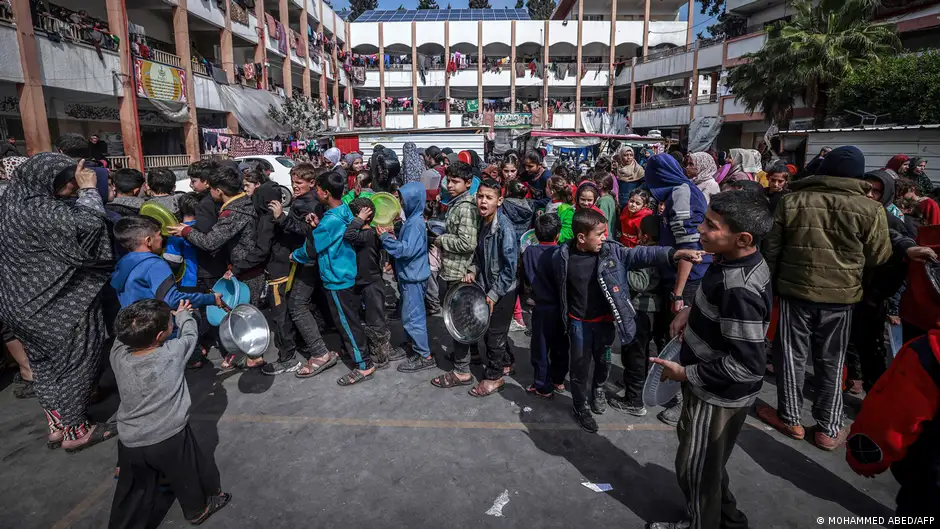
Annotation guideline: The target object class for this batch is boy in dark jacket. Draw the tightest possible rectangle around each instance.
[186,160,227,288]
[111,216,220,311]
[106,168,146,218]
[430,179,518,395]
[167,166,260,370]
[610,214,663,417]
[553,208,704,433]
[145,167,181,217]
[522,213,565,399]
[346,197,394,370]
[378,182,434,373]
[649,190,774,529]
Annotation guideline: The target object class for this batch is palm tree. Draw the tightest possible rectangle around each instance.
[726,0,900,127]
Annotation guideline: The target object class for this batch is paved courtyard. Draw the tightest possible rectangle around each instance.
[0,314,898,528]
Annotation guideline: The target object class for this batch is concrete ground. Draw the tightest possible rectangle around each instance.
[0,312,898,529]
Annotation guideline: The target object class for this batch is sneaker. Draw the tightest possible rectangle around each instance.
[509,319,527,333]
[756,404,805,440]
[573,407,598,433]
[397,354,436,373]
[656,403,682,427]
[388,346,408,362]
[590,387,607,414]
[814,428,848,451]
[261,357,302,376]
[646,521,691,529]
[609,397,647,417]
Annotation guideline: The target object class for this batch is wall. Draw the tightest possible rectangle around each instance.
[384,113,415,129]
[187,0,226,29]
[358,130,484,163]
[127,8,174,44]
[37,36,123,96]
[193,74,225,111]
[726,33,767,61]
[697,42,723,69]
[0,25,23,83]
[693,102,718,119]
[804,129,940,179]
[634,49,693,83]
[631,104,690,128]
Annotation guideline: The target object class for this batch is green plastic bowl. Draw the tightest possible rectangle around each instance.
[140,201,179,236]
[371,192,401,226]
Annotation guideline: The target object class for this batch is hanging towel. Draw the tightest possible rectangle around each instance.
[264,13,276,35]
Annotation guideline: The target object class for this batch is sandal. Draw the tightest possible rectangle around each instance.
[188,492,232,525]
[430,371,474,388]
[220,355,264,372]
[64,422,118,454]
[336,369,374,386]
[526,384,554,400]
[469,381,504,398]
[47,431,64,450]
[503,365,516,377]
[295,351,339,379]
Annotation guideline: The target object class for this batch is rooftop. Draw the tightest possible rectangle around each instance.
[354,8,531,22]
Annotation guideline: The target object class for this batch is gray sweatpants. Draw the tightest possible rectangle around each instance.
[772,297,852,438]
[675,386,749,529]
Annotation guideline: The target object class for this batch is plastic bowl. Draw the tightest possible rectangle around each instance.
[371,192,401,226]
[207,277,251,326]
[642,337,683,408]
[519,229,538,254]
[140,201,179,236]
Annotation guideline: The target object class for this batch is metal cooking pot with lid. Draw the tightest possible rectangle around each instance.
[218,304,270,357]
[442,283,490,344]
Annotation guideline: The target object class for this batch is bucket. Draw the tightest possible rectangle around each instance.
[207,277,251,326]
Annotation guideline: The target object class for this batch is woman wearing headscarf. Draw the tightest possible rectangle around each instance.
[906,157,932,197]
[725,148,761,183]
[345,152,364,189]
[401,142,423,185]
[885,154,910,176]
[612,145,645,209]
[0,155,27,197]
[685,152,720,204]
[0,153,116,451]
[323,147,342,171]
[715,150,732,184]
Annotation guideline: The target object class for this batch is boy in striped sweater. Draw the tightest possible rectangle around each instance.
[648,191,773,529]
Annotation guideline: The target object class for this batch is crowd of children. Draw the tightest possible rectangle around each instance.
[2,136,939,528]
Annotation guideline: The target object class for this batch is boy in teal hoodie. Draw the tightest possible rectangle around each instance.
[291,170,373,386]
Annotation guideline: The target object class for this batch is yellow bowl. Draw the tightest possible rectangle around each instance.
[140,201,179,236]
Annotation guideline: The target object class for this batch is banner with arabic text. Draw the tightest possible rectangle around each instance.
[135,59,186,103]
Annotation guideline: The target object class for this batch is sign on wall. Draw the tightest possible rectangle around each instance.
[135,59,186,103]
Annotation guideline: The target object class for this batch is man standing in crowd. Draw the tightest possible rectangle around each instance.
[88,134,108,166]
[759,146,891,451]
[1,136,20,158]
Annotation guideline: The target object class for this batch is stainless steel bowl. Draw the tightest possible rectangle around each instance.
[442,282,490,344]
[218,304,270,358]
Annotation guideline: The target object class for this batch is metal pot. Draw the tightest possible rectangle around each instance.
[442,282,490,344]
[218,304,270,358]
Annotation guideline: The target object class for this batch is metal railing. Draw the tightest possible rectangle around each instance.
[144,154,191,168]
[151,48,182,68]
[191,60,208,76]
[200,153,229,161]
[695,93,719,104]
[638,42,697,64]
[635,96,691,110]
[0,4,14,23]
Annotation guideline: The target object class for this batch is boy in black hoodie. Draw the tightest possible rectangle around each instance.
[345,197,393,369]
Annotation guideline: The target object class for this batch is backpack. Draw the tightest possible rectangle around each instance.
[846,330,940,476]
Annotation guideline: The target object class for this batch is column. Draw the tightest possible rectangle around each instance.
[221,0,239,132]
[510,21,516,112]
[642,0,650,57]
[607,0,616,113]
[542,21,549,129]
[255,0,268,90]
[331,12,340,120]
[10,0,51,155]
[378,23,386,129]
[106,0,143,168]
[318,1,327,104]
[444,22,450,127]
[301,4,311,97]
[686,0,695,45]
[689,46,699,121]
[347,21,354,130]
[279,0,291,95]
[477,22,483,120]
[411,22,419,126]
[173,0,199,163]
[629,58,636,130]
[574,0,584,131]
[710,72,719,95]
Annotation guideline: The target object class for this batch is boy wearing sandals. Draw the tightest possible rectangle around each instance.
[291,170,373,386]
[430,179,518,397]
[109,299,230,528]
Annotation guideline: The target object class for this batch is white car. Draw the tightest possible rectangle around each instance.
[234,155,295,189]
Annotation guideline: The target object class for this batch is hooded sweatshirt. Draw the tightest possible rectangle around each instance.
[111,251,216,308]
[500,197,534,246]
[181,193,259,277]
[864,170,916,304]
[645,153,710,281]
[291,202,356,290]
[241,182,292,279]
[381,182,430,283]
[105,195,145,218]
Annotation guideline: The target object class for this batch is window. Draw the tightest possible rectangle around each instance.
[275,157,295,168]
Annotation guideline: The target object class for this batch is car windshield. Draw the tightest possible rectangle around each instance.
[275,157,295,168]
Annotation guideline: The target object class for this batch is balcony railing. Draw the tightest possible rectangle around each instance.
[106,156,132,170]
[192,60,208,76]
[636,96,691,110]
[200,153,229,161]
[638,42,697,65]
[144,154,191,168]
[150,48,182,68]
[0,4,14,23]
[695,93,719,104]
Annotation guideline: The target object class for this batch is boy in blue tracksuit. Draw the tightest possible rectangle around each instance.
[291,170,372,386]
[377,182,434,373]
[163,192,200,293]
[111,216,221,311]
[551,208,704,433]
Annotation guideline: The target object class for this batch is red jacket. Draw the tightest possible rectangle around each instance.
[901,224,940,332]
[619,207,652,247]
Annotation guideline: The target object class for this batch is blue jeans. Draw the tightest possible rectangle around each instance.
[400,280,430,358]
[568,319,615,410]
